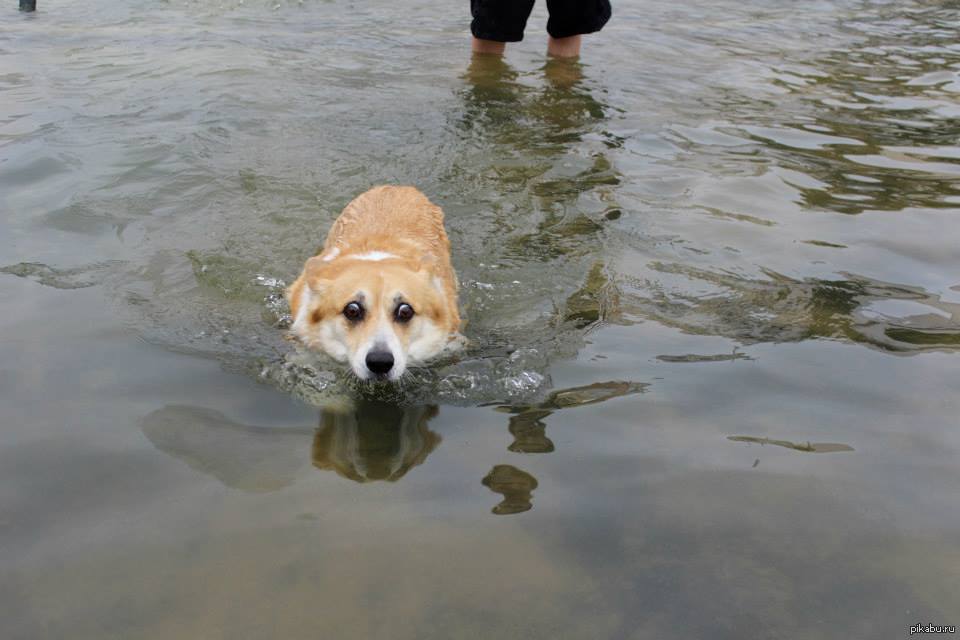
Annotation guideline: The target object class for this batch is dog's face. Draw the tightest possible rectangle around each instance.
[288,254,458,381]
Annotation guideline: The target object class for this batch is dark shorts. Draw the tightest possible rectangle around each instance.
[471,0,612,42]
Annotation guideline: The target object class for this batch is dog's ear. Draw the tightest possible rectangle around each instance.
[303,255,335,289]
[286,275,308,323]
[416,252,438,273]
[417,253,445,286]
[287,257,333,323]
[416,254,449,298]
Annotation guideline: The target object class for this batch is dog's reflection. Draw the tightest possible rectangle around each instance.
[312,403,441,483]
[141,380,649,517]
[141,401,441,492]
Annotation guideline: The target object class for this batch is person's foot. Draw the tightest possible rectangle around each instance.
[547,34,581,58]
[472,37,506,55]
[543,56,584,89]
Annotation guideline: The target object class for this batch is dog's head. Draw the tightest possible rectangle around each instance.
[287,251,460,381]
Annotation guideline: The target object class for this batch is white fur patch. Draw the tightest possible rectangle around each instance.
[406,318,449,365]
[291,287,348,364]
[321,247,340,262]
[291,286,313,333]
[350,251,396,262]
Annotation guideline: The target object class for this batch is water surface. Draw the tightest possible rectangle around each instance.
[2,0,959,637]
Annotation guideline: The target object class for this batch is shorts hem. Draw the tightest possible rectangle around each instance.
[470,24,525,42]
[546,7,612,39]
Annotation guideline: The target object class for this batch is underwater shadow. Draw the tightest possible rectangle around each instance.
[141,401,442,492]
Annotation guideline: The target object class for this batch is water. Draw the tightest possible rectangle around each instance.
[2,0,959,637]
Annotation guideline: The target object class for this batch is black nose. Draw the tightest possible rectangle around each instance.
[365,350,394,376]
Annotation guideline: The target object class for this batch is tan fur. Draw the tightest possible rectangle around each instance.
[286,186,461,379]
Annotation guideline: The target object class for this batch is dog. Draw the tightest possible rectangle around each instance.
[286,186,462,382]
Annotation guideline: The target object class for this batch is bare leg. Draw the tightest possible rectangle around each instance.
[472,37,506,55]
[547,34,581,58]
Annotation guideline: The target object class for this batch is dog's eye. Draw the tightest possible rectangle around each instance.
[343,301,364,322]
[395,303,414,323]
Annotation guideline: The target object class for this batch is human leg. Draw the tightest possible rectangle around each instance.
[544,0,611,56]
[472,38,507,54]
[546,34,581,57]
[470,0,537,53]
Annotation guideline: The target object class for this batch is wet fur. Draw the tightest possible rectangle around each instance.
[287,186,461,381]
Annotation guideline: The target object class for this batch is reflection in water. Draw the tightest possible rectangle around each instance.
[656,351,752,363]
[768,6,960,215]
[618,264,960,354]
[459,54,615,223]
[497,381,649,453]
[561,261,632,330]
[729,436,854,454]
[141,381,645,513]
[482,465,538,515]
[460,54,607,153]
[461,54,523,132]
[312,403,440,483]
[428,54,630,403]
[141,401,441,491]
[507,409,555,454]
[667,4,960,216]
[0,261,123,290]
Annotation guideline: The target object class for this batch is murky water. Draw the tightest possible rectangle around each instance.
[2,0,959,637]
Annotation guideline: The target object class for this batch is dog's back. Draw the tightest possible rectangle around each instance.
[324,186,451,261]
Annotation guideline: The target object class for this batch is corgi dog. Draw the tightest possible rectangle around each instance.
[287,186,462,382]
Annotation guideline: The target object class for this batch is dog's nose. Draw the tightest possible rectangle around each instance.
[365,350,394,376]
